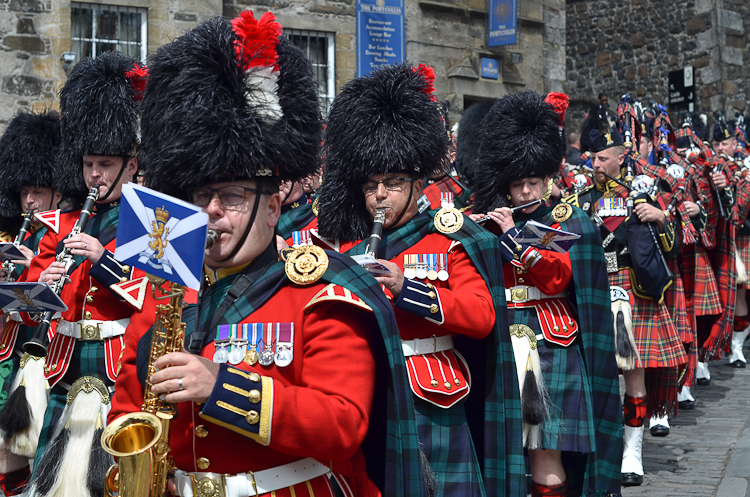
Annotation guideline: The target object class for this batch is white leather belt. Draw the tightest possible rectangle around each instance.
[8,311,23,323]
[56,318,129,341]
[174,457,330,497]
[402,335,454,356]
[505,285,566,304]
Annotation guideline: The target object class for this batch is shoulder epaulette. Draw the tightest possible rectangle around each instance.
[304,283,373,312]
[34,209,61,234]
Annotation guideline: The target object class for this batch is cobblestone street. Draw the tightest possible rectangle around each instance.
[622,357,750,497]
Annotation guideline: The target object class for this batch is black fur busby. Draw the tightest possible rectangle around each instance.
[472,91,567,214]
[57,52,141,205]
[317,62,451,241]
[0,110,60,233]
[713,118,735,143]
[455,101,495,190]
[139,13,321,199]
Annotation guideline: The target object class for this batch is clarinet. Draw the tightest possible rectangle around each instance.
[2,210,34,282]
[24,187,99,357]
[366,208,386,257]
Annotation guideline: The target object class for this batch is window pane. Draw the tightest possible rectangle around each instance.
[120,12,141,44]
[97,10,119,40]
[72,7,93,40]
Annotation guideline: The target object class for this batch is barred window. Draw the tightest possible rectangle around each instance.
[70,2,147,65]
[285,30,336,118]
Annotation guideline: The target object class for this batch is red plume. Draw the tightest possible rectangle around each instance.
[415,63,437,101]
[125,63,149,101]
[545,91,569,126]
[232,11,282,71]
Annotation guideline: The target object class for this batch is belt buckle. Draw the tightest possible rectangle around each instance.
[431,334,437,353]
[189,474,226,497]
[604,252,618,274]
[511,286,528,303]
[80,323,101,341]
[246,470,258,497]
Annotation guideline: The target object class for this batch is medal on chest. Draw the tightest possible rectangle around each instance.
[597,196,627,217]
[403,252,449,281]
[259,323,276,366]
[291,230,313,248]
[212,325,231,364]
[228,324,248,365]
[243,323,262,366]
[434,192,464,234]
[274,322,295,368]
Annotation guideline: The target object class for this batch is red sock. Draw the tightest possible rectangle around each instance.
[734,315,749,331]
[623,394,647,427]
[532,479,568,497]
[0,466,30,496]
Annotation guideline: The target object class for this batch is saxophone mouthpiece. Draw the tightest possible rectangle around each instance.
[206,229,220,249]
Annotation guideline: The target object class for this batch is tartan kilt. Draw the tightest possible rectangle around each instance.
[32,339,114,467]
[693,245,722,316]
[608,269,687,368]
[645,366,680,418]
[509,308,595,453]
[736,233,750,290]
[665,259,693,345]
[414,397,486,497]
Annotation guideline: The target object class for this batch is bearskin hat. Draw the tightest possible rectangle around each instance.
[472,91,567,214]
[454,101,495,189]
[0,110,61,233]
[57,51,143,204]
[317,62,450,241]
[139,13,321,199]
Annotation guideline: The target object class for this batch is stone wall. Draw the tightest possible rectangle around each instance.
[0,0,217,131]
[565,0,749,136]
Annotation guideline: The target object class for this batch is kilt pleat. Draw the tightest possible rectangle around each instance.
[414,398,486,497]
[665,259,693,344]
[736,233,750,290]
[693,246,722,315]
[608,269,687,368]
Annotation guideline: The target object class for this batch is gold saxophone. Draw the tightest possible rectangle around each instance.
[100,229,220,497]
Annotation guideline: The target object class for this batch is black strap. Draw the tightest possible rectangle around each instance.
[187,243,277,354]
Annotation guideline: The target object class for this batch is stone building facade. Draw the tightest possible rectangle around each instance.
[0,0,566,132]
[565,0,750,135]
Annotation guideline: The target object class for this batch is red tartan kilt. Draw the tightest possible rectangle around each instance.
[693,246,722,316]
[736,233,750,290]
[608,269,687,368]
[665,259,693,345]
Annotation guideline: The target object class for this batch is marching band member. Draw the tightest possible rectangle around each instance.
[0,110,62,495]
[108,13,428,497]
[21,52,146,497]
[315,62,525,497]
[472,91,621,497]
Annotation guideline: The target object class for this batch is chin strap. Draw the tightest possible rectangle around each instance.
[389,181,415,228]
[96,156,130,203]
[218,190,263,263]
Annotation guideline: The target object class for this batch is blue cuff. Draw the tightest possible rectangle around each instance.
[200,364,273,445]
[89,250,133,299]
[498,227,524,264]
[394,278,444,324]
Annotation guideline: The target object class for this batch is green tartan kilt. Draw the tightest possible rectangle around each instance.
[0,324,40,411]
[509,308,596,453]
[413,397,486,497]
[32,339,115,468]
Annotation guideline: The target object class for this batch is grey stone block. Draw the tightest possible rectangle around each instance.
[716,477,748,497]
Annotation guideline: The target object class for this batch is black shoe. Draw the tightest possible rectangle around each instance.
[650,424,670,437]
[622,473,643,486]
[696,377,711,386]
[679,400,696,410]
[730,360,747,369]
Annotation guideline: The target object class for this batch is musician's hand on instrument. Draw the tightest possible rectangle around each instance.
[711,171,727,189]
[487,208,515,233]
[39,261,66,285]
[65,233,104,265]
[374,259,405,298]
[684,201,700,217]
[12,245,34,269]
[468,213,485,222]
[634,203,666,230]
[151,350,220,404]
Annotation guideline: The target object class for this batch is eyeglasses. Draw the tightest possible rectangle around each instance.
[361,177,413,195]
[190,186,258,207]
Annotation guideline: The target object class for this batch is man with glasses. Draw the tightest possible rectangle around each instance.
[19,52,147,497]
[316,62,525,497]
[108,13,428,497]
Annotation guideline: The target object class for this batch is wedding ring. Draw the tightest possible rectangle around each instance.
[177,378,184,390]
[84,243,87,249]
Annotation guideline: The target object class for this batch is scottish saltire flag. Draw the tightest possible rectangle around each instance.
[115,183,208,290]
[0,243,28,262]
[0,282,68,312]
[514,220,581,253]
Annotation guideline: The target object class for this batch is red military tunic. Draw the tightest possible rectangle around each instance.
[109,268,381,497]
